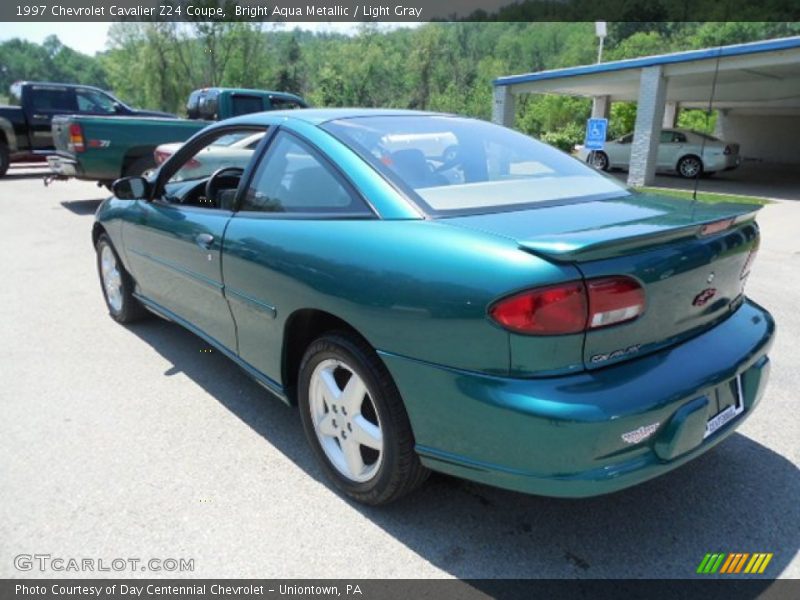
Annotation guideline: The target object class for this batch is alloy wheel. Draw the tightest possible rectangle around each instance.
[100,244,123,313]
[308,359,383,483]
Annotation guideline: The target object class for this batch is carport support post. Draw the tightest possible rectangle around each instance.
[628,66,668,187]
[492,85,516,127]
[592,95,610,119]
[663,101,678,128]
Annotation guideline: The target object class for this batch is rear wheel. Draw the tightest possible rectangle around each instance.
[124,154,156,178]
[95,234,147,323]
[0,142,9,177]
[588,150,609,171]
[677,155,703,178]
[298,332,429,505]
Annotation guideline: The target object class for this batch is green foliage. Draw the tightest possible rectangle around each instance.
[677,109,718,134]
[540,123,585,152]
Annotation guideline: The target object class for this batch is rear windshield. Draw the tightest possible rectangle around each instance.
[323,115,628,216]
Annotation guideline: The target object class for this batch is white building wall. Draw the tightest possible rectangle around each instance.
[715,113,800,164]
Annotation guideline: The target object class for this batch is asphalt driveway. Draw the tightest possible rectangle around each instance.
[1,165,797,580]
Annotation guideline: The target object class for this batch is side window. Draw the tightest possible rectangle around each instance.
[659,131,674,144]
[270,98,303,110]
[230,95,265,117]
[31,88,77,112]
[673,132,687,143]
[242,132,370,215]
[76,89,117,114]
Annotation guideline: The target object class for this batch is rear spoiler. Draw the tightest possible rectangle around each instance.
[519,206,761,263]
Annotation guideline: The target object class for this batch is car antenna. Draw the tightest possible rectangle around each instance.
[692,45,724,201]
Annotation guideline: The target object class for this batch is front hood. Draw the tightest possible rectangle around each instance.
[445,192,762,262]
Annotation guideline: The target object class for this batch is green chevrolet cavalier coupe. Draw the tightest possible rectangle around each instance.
[94,109,775,505]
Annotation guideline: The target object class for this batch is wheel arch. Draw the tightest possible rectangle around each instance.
[92,222,106,247]
[122,146,157,175]
[281,308,372,404]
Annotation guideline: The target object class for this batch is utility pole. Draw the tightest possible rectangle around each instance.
[595,21,607,64]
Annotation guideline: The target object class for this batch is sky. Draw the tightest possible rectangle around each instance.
[0,22,420,55]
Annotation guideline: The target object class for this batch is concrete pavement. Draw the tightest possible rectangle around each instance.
[0,165,797,580]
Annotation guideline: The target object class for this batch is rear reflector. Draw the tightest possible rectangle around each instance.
[68,123,84,153]
[700,218,734,236]
[740,239,759,280]
[489,276,645,335]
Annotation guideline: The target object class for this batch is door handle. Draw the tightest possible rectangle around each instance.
[195,233,214,250]
[32,114,50,120]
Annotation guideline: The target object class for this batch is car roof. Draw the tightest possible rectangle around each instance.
[229,108,449,126]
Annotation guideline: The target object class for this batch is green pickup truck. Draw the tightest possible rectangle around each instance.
[48,87,306,187]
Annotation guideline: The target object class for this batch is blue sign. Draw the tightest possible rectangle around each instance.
[584,118,608,150]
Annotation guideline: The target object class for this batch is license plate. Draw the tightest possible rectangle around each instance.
[704,375,744,439]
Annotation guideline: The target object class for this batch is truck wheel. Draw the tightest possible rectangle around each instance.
[0,142,9,177]
[124,155,156,177]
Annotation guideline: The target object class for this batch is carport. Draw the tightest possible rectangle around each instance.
[492,36,800,188]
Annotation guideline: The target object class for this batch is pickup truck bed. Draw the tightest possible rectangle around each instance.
[50,115,207,185]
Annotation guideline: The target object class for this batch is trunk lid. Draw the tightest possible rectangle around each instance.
[446,192,762,370]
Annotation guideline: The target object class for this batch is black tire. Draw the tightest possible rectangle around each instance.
[0,142,9,177]
[677,155,703,179]
[588,150,609,171]
[95,233,148,323]
[298,332,429,505]
[124,154,156,177]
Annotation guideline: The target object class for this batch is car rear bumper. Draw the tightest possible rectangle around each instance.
[380,298,774,497]
[705,153,741,172]
[46,154,79,177]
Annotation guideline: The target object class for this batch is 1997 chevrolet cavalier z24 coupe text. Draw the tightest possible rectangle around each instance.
[94,109,775,505]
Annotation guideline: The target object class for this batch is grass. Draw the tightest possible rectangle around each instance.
[639,186,773,206]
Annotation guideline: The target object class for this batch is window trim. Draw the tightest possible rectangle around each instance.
[233,126,378,220]
[153,124,270,203]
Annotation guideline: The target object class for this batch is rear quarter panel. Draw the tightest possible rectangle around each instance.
[221,217,583,382]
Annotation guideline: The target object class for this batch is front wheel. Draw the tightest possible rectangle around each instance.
[677,155,703,178]
[95,234,148,323]
[298,332,429,505]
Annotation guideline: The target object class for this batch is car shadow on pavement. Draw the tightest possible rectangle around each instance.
[128,318,799,582]
[60,199,104,215]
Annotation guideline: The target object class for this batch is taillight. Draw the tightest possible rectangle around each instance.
[68,123,84,153]
[489,282,587,335]
[586,277,646,328]
[154,149,172,165]
[489,276,645,335]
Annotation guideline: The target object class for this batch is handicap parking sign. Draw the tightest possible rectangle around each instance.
[584,118,608,150]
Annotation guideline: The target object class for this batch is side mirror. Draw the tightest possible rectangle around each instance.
[112,176,149,200]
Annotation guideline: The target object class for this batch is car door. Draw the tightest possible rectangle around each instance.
[656,130,684,169]
[222,130,375,384]
[606,133,633,167]
[26,85,78,151]
[122,129,265,351]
